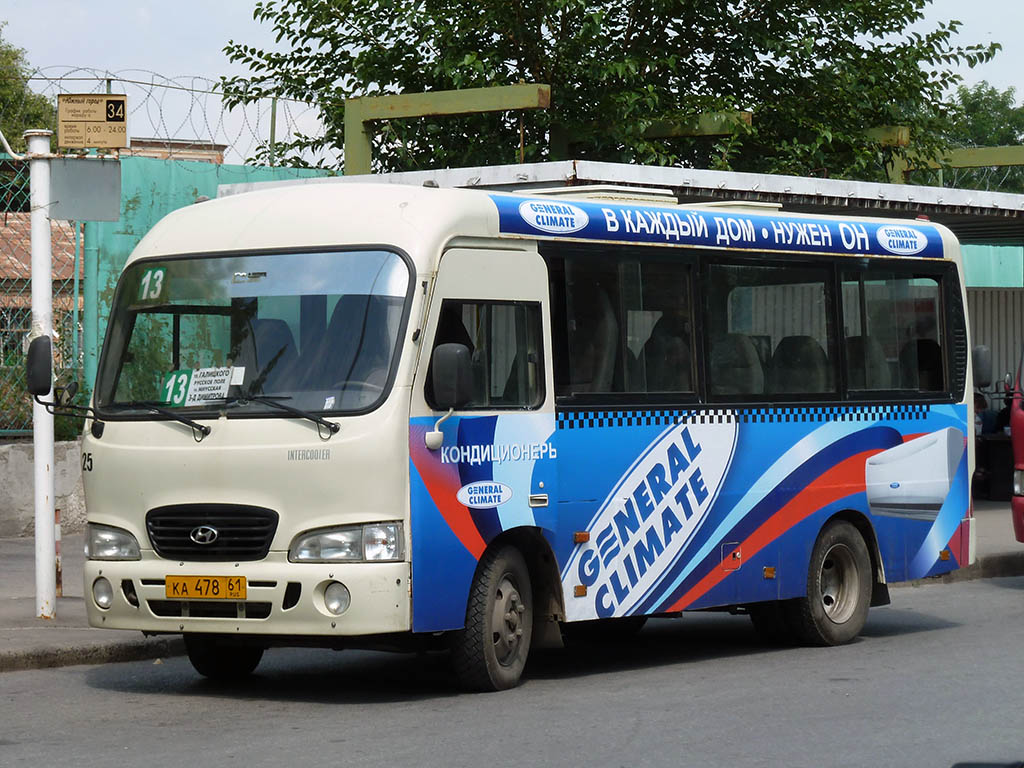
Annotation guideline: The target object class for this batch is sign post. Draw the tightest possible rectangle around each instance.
[26,130,56,620]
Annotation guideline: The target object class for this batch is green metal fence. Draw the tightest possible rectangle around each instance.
[0,156,82,436]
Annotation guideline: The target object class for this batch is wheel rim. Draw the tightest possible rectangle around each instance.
[491,573,525,666]
[817,543,860,624]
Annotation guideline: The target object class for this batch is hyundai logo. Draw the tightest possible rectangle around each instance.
[190,525,219,545]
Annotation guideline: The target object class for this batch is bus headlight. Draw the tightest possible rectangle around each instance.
[86,524,141,561]
[289,523,404,563]
[291,528,362,562]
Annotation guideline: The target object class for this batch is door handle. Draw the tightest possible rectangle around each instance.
[528,494,548,508]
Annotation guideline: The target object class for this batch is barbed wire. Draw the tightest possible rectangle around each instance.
[0,67,343,433]
[12,66,339,167]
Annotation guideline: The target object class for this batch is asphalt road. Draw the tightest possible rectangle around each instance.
[2,577,1023,768]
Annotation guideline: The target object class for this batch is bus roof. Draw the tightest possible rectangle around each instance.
[127,180,958,270]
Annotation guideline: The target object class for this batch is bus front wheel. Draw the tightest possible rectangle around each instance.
[452,545,533,692]
[790,520,872,646]
[184,634,264,680]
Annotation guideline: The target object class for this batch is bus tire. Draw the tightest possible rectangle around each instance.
[184,634,264,680]
[790,520,872,646]
[452,545,533,692]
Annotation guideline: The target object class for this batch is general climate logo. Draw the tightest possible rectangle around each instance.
[457,481,514,509]
[876,225,928,255]
[518,200,589,234]
[563,419,737,620]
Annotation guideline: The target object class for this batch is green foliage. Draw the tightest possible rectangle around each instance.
[950,82,1024,147]
[0,362,85,440]
[943,82,1024,193]
[0,22,55,155]
[53,377,88,442]
[221,0,998,181]
[0,362,31,431]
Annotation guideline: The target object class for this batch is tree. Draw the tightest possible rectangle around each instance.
[941,82,1024,193]
[222,0,997,181]
[0,22,55,155]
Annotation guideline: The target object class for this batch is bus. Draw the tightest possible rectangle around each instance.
[29,181,977,691]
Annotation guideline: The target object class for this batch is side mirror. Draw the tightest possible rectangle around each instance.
[54,380,79,407]
[972,345,992,389]
[425,343,472,451]
[431,343,473,410]
[26,335,53,396]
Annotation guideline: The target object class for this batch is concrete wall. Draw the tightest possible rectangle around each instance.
[0,440,85,537]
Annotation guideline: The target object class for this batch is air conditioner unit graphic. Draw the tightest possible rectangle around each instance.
[865,427,964,521]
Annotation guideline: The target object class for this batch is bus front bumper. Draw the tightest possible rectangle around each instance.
[84,555,411,637]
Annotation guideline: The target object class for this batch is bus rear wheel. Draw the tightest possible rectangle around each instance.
[184,634,264,680]
[790,520,872,646]
[451,545,533,692]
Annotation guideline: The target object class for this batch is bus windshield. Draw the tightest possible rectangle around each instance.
[96,249,410,416]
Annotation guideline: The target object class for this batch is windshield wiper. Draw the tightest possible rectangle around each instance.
[108,401,212,441]
[223,394,340,439]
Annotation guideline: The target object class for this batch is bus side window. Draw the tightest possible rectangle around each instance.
[568,286,618,393]
[706,262,836,399]
[552,250,694,399]
[426,300,543,410]
[899,338,944,391]
[709,333,764,396]
[841,271,945,394]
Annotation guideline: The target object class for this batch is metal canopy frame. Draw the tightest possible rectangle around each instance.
[219,159,1024,245]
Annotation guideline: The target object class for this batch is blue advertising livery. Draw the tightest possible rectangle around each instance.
[409,404,969,632]
[489,194,945,259]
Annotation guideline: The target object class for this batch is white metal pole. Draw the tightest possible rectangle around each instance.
[27,129,56,620]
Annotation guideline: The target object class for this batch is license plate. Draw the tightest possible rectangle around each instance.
[165,575,247,600]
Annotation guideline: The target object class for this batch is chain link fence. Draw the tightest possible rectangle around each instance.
[0,157,81,436]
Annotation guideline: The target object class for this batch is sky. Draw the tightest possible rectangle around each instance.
[3,0,1022,162]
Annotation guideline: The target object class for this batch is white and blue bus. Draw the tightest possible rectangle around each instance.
[45,182,974,690]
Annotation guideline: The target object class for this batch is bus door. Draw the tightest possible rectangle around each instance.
[408,246,557,632]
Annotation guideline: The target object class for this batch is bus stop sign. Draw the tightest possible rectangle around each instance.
[57,94,128,150]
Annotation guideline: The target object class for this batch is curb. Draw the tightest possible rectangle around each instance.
[897,551,1024,588]
[0,636,184,674]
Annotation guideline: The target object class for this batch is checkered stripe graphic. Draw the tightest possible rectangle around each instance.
[555,410,691,429]
[555,404,930,429]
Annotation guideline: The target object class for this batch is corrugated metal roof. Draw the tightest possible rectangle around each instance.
[221,160,1024,245]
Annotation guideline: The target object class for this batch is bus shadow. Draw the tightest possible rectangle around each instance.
[858,607,959,638]
[85,648,464,704]
[528,608,957,682]
[528,615,767,681]
[84,609,957,702]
